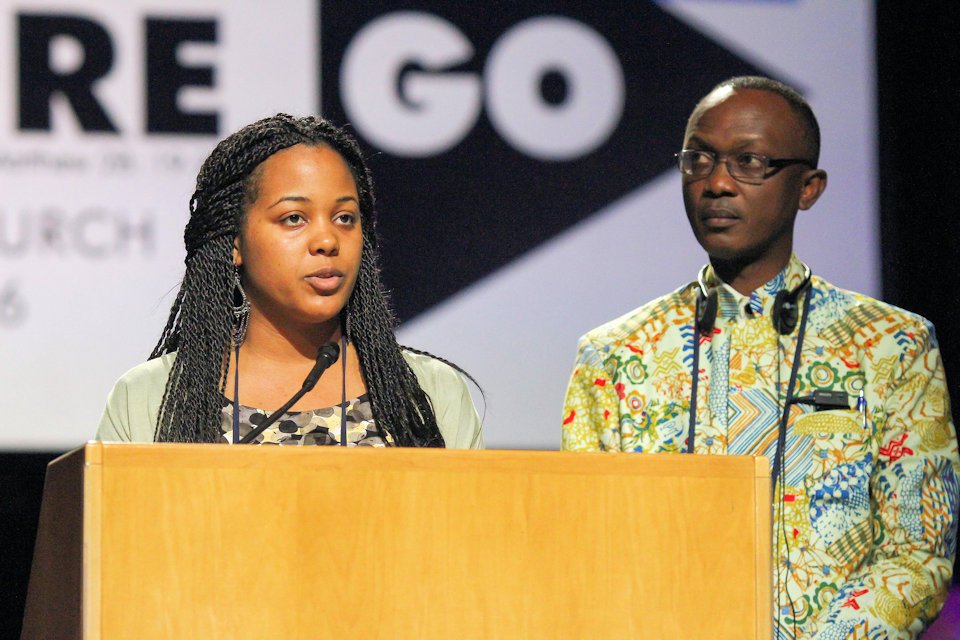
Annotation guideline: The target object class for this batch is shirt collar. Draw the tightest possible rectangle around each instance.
[701,254,809,322]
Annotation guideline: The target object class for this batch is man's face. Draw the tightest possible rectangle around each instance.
[681,88,824,268]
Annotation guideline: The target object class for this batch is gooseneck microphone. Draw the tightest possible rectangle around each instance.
[238,342,341,444]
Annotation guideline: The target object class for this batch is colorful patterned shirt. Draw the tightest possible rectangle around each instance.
[562,254,959,639]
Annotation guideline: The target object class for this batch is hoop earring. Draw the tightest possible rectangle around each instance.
[232,266,251,345]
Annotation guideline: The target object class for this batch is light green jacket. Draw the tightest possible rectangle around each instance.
[97,350,484,449]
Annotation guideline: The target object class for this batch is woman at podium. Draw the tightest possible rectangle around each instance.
[96,115,482,449]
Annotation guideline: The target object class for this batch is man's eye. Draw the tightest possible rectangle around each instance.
[737,153,766,171]
[690,151,714,168]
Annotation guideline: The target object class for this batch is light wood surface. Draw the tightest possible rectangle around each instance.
[26,443,771,639]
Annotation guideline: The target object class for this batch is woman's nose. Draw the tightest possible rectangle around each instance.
[310,222,339,255]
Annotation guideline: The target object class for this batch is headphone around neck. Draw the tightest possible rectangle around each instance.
[695,264,812,335]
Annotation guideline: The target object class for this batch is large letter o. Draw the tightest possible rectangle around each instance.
[485,17,624,161]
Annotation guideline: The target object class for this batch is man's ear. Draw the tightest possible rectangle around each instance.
[233,236,242,267]
[798,169,828,211]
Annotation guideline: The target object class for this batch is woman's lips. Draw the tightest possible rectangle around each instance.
[305,268,344,294]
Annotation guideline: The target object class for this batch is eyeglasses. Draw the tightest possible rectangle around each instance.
[675,149,813,183]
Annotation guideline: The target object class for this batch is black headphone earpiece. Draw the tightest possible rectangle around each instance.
[696,286,719,334]
[771,269,812,335]
[696,264,812,336]
[772,289,797,335]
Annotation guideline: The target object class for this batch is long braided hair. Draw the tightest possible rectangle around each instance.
[151,114,445,447]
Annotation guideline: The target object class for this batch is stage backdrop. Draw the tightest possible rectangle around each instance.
[0,0,876,449]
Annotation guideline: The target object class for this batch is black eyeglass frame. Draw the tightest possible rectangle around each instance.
[675,149,814,183]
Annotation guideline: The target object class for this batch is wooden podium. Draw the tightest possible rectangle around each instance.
[22,443,771,639]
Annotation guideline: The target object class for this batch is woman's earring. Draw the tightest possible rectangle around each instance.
[232,266,251,345]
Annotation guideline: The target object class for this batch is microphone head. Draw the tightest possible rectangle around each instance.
[318,341,341,366]
[301,342,341,391]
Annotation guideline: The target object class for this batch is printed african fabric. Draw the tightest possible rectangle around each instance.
[562,254,959,640]
[220,395,394,446]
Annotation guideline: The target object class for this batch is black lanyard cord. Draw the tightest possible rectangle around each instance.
[770,287,812,490]
[686,294,702,454]
[340,334,348,446]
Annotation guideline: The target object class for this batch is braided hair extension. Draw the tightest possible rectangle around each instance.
[152,114,446,446]
[399,345,482,390]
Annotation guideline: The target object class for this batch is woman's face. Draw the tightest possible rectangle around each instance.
[234,144,363,330]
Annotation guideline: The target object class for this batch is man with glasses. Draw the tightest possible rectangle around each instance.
[562,76,958,639]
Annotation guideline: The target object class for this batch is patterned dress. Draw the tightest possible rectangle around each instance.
[220,395,393,446]
[562,254,959,639]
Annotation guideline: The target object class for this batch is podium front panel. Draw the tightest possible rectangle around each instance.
[39,443,771,639]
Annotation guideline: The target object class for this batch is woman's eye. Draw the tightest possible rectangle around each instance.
[335,212,358,225]
[281,213,305,226]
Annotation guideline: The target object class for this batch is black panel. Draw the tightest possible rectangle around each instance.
[321,1,772,321]
[0,452,62,639]
[876,0,960,584]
